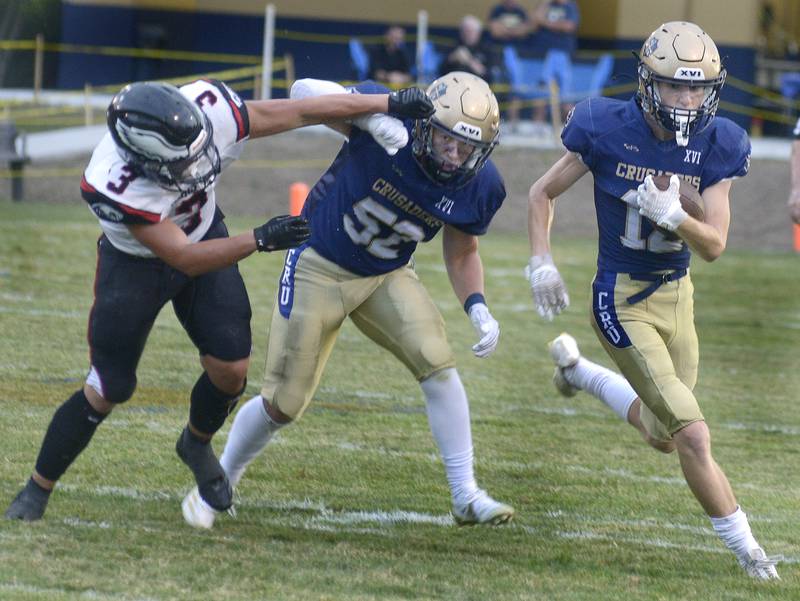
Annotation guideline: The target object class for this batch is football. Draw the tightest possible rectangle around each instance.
[651,174,705,222]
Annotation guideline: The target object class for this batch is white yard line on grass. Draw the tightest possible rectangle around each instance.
[21,484,796,566]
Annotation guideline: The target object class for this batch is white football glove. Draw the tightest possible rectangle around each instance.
[351,113,408,156]
[467,302,500,358]
[636,174,688,232]
[290,78,408,156]
[525,253,569,321]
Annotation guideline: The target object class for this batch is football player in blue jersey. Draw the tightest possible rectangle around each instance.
[181,71,515,529]
[4,79,434,522]
[526,22,780,578]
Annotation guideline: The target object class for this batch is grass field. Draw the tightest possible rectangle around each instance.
[1,199,799,600]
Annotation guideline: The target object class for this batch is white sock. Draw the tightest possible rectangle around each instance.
[710,506,760,557]
[220,395,283,487]
[564,358,638,422]
[420,368,480,503]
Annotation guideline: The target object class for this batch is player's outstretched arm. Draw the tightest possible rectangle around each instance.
[287,78,433,155]
[129,215,309,277]
[526,151,588,321]
[246,81,433,140]
[442,226,500,358]
[245,94,387,139]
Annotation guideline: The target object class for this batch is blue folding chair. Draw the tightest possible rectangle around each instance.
[503,45,547,100]
[542,49,573,100]
[565,54,613,103]
[349,38,370,81]
[417,41,442,84]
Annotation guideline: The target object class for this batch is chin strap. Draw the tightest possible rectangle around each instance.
[675,115,690,147]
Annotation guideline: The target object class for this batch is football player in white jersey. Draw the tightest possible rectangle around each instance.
[4,78,435,521]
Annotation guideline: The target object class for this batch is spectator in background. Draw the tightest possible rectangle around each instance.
[369,25,412,86]
[488,0,531,46]
[487,0,532,131]
[531,0,580,56]
[530,0,580,126]
[440,15,494,82]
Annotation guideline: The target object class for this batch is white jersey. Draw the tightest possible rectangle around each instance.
[82,79,250,257]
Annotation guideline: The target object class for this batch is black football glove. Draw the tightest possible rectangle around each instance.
[388,87,435,119]
[254,215,310,252]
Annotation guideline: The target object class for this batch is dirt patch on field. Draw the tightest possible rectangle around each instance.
[12,129,796,251]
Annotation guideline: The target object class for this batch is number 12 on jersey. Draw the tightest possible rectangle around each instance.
[619,190,683,253]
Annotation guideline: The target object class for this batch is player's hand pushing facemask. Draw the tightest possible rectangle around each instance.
[387,87,435,119]
[356,88,434,156]
[468,302,500,358]
[254,215,311,252]
[636,174,688,232]
[526,253,570,321]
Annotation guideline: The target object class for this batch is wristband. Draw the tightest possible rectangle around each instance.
[463,292,486,314]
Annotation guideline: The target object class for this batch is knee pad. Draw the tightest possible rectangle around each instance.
[189,372,246,435]
[412,337,455,381]
[87,366,136,404]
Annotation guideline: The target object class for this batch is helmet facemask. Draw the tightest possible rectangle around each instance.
[638,62,726,147]
[412,118,496,187]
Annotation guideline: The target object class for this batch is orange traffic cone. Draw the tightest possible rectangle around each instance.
[794,223,800,252]
[289,181,309,216]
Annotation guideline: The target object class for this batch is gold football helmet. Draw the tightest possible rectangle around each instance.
[637,21,726,146]
[412,71,500,187]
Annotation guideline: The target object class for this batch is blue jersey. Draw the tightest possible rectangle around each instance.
[303,84,506,276]
[561,96,750,273]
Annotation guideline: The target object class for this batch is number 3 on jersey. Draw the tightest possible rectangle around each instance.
[619,190,682,253]
[344,196,424,259]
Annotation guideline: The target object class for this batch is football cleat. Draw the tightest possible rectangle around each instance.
[548,333,581,397]
[452,490,514,526]
[4,478,51,521]
[181,485,219,529]
[738,547,781,580]
[175,427,233,512]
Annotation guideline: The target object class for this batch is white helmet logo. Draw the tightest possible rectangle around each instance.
[115,119,190,161]
[453,121,482,142]
[674,67,705,80]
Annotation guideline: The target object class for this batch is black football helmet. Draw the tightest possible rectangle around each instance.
[107,82,221,193]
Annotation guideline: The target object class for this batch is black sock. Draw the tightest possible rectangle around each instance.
[35,389,108,481]
[24,477,51,498]
[189,372,245,435]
